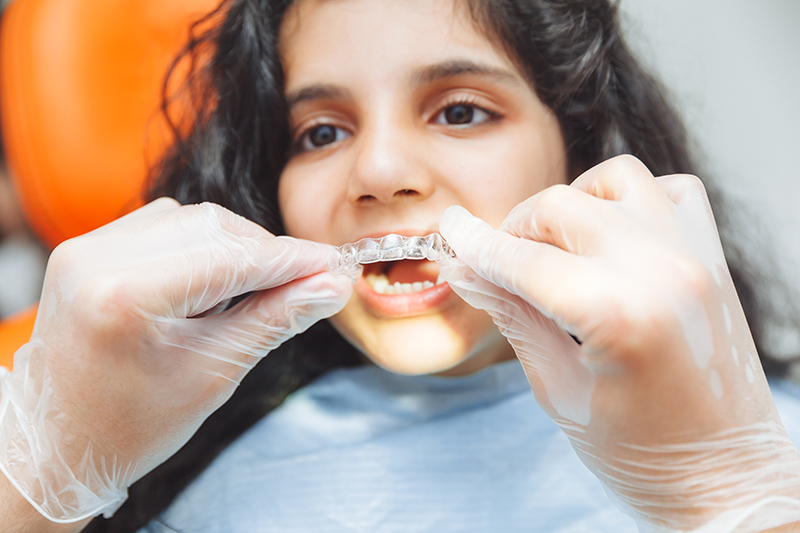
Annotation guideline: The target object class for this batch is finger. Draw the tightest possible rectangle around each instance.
[175,203,338,290]
[441,259,564,337]
[63,201,343,318]
[117,203,343,316]
[655,174,727,278]
[158,271,352,384]
[127,235,341,318]
[440,259,595,425]
[441,206,592,331]
[499,184,624,255]
[570,154,662,202]
[654,174,710,207]
[85,197,181,236]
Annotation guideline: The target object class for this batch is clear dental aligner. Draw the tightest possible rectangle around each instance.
[330,233,456,276]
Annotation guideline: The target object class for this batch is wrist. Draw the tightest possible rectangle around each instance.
[0,467,91,533]
[0,355,129,523]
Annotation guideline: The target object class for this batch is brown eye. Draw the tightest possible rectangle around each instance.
[444,104,474,125]
[309,125,337,146]
[299,124,350,152]
[433,103,495,127]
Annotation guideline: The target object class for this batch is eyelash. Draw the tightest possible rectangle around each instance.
[291,95,502,154]
[432,94,502,127]
[291,120,350,154]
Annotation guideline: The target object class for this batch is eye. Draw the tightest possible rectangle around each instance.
[433,102,496,127]
[297,124,351,152]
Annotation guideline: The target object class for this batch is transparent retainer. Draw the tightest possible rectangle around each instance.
[329,233,456,277]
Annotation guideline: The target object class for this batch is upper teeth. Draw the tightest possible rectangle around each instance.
[365,273,441,295]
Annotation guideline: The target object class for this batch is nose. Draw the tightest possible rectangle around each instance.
[347,116,434,206]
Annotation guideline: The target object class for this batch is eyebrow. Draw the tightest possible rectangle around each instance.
[286,84,352,109]
[285,59,521,110]
[411,59,520,86]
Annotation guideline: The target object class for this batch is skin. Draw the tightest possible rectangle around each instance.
[3,0,800,530]
[278,0,568,376]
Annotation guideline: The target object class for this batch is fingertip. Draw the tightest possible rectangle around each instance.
[440,205,471,235]
[245,271,353,322]
[440,206,493,253]
[570,154,655,201]
[280,272,354,326]
[293,270,354,300]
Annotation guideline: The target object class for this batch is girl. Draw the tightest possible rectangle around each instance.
[2,0,800,532]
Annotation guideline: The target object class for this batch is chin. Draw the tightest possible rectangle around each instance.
[329,302,514,377]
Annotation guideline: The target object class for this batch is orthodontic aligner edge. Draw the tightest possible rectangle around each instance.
[329,233,456,276]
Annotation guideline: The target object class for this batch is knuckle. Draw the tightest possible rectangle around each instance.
[76,272,139,333]
[502,197,537,236]
[48,239,78,270]
[672,256,715,302]
[190,202,258,237]
[152,196,181,208]
[190,201,226,222]
[47,237,91,284]
[669,173,706,194]
[604,154,648,175]
[594,155,652,189]
[178,202,227,228]
[534,184,573,224]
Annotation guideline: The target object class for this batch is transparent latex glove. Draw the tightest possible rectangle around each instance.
[0,198,353,523]
[439,156,800,533]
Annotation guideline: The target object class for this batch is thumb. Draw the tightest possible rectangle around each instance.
[157,272,352,383]
[440,205,595,338]
[440,205,524,293]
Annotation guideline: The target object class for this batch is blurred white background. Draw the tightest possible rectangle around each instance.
[620,1,800,282]
[620,0,800,358]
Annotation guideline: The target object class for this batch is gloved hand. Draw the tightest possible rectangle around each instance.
[0,198,353,523]
[439,156,800,532]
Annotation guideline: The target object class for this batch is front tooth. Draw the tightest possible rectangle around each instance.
[373,277,390,294]
[436,274,445,285]
[367,271,437,295]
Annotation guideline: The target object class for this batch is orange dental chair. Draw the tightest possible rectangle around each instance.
[0,0,219,369]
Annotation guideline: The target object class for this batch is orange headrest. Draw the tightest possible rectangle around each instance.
[0,0,219,369]
[0,0,219,249]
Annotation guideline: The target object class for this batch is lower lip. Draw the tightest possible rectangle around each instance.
[355,277,455,318]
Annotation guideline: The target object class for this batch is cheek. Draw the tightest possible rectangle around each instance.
[445,128,567,228]
[278,153,354,243]
[277,168,327,241]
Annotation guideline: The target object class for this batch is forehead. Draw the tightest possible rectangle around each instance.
[279,0,520,91]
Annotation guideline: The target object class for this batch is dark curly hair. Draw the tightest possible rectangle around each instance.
[85,0,796,530]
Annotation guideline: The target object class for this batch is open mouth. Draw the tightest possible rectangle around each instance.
[362,260,443,294]
[356,259,452,317]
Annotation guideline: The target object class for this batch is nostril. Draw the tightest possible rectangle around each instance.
[358,194,378,202]
[394,189,419,198]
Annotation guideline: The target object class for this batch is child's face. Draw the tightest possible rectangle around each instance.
[278,0,567,375]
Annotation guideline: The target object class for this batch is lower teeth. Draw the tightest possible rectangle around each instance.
[366,274,438,295]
